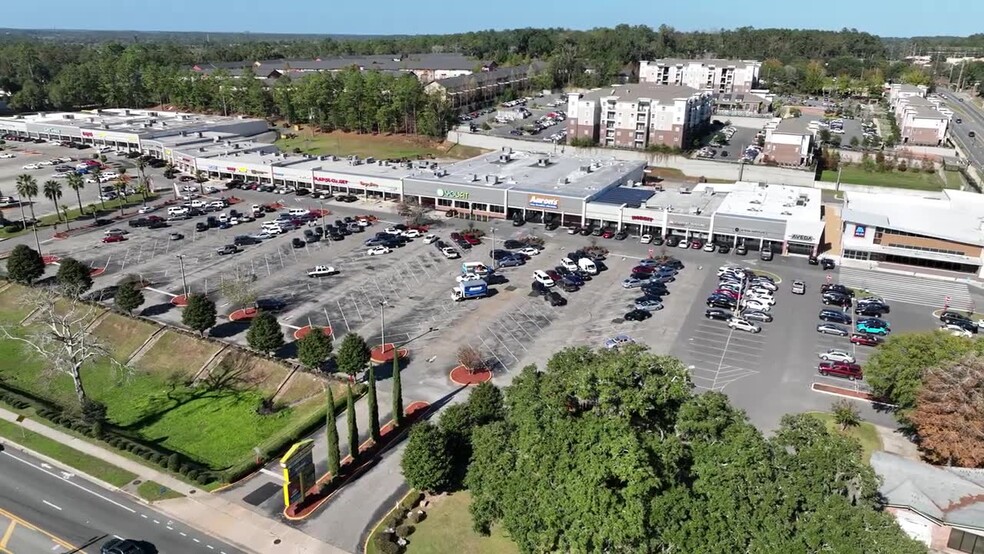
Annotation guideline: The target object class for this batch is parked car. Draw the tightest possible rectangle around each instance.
[741,310,773,323]
[819,309,852,325]
[791,280,806,295]
[850,333,883,346]
[366,246,392,256]
[819,349,856,363]
[216,245,240,255]
[728,318,761,333]
[817,361,863,381]
[705,308,732,321]
[816,323,850,336]
[624,309,652,321]
[634,298,663,311]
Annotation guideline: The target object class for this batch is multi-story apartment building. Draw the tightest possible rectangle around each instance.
[639,59,761,94]
[566,84,712,149]
[762,117,815,166]
[886,85,949,146]
[425,62,546,112]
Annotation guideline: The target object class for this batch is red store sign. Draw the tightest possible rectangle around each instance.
[314,176,349,185]
[631,215,654,222]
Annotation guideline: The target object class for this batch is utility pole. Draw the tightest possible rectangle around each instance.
[176,254,188,297]
[957,62,967,91]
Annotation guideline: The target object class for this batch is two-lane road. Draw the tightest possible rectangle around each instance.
[0,447,243,553]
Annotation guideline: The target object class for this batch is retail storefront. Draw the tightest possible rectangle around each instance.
[710,214,788,252]
[273,167,314,191]
[402,179,508,220]
[312,171,402,199]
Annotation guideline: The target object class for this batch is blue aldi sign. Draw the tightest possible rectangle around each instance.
[854,225,867,238]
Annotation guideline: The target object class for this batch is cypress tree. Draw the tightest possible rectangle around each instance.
[325,386,340,477]
[346,384,359,461]
[367,365,381,443]
[392,355,404,427]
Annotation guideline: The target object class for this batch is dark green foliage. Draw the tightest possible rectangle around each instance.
[113,280,144,314]
[325,386,340,477]
[55,257,93,297]
[246,312,284,354]
[392,355,403,428]
[295,327,332,369]
[346,384,358,461]
[464,347,925,553]
[367,365,380,443]
[6,244,44,284]
[400,422,453,493]
[167,453,180,472]
[181,294,216,336]
[335,334,370,377]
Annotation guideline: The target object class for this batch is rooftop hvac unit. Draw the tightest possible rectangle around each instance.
[680,187,691,194]
[318,156,327,161]
[198,147,205,152]
[377,159,385,166]
[501,146,512,154]
[580,165,591,173]
[365,157,376,164]
[469,173,479,182]
[123,109,130,116]
[197,132,203,138]
[148,111,157,117]
[434,169,448,177]
[328,155,337,162]
[485,175,500,185]
[498,153,511,163]
[536,156,550,167]
[558,176,569,185]
[781,211,792,215]
[63,114,74,120]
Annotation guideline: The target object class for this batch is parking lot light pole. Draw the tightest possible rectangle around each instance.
[490,226,496,270]
[379,300,388,350]
[176,254,188,297]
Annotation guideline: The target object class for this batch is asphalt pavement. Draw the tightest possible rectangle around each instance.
[0,447,242,554]
[938,89,984,171]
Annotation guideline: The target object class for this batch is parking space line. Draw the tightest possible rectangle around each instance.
[477,335,508,371]
[333,301,351,334]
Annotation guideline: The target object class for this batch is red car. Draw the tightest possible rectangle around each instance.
[450,232,462,240]
[102,234,126,243]
[690,239,703,249]
[545,269,562,283]
[850,333,883,347]
[602,229,615,239]
[712,289,739,300]
[464,235,481,245]
[631,265,655,274]
[817,361,863,380]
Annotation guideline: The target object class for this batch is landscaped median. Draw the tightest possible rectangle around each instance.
[0,282,364,489]
[2,193,161,239]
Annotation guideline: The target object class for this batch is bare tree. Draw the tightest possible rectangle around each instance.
[0,287,124,407]
[218,268,258,310]
[911,354,984,467]
[397,197,431,227]
[457,345,486,374]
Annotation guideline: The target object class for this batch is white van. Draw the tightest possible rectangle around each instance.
[167,206,189,216]
[461,261,490,276]
[577,257,597,274]
[190,200,207,208]
[262,221,285,234]
[288,208,309,217]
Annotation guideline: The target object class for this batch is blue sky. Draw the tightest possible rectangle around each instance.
[3,0,978,37]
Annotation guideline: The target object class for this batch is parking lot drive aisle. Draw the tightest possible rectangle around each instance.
[838,267,974,311]
[684,319,764,391]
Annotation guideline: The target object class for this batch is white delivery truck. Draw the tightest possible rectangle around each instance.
[577,257,597,274]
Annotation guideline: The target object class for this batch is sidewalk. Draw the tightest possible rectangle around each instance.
[0,407,348,554]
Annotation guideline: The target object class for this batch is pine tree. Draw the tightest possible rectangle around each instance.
[114,280,144,315]
[367,364,381,443]
[182,294,217,337]
[56,257,93,297]
[346,384,359,461]
[392,355,404,427]
[6,244,44,284]
[325,386,340,477]
[246,311,285,355]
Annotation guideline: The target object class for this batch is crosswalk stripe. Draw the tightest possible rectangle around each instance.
[838,267,974,310]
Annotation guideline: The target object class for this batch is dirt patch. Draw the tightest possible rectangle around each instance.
[275,128,487,161]
[276,371,335,405]
[90,313,158,361]
[134,330,222,377]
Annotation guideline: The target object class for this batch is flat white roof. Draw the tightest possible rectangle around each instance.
[714,181,821,219]
[0,108,264,137]
[843,190,984,246]
[407,149,644,198]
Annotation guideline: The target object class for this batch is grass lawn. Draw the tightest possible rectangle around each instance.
[942,169,965,189]
[134,330,222,377]
[136,480,184,502]
[0,418,137,487]
[809,412,883,463]
[89,313,158,361]
[275,130,486,161]
[820,165,945,191]
[0,284,36,324]
[401,492,518,554]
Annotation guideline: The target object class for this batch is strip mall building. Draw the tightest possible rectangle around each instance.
[0,108,825,257]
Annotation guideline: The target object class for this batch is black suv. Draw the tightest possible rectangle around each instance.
[819,309,852,325]
[546,291,566,306]
[940,311,975,327]
[705,308,731,321]
[820,283,855,297]
[255,298,287,312]
[821,292,852,307]
[855,303,889,317]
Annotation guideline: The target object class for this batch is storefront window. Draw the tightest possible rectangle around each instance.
[454,201,470,209]
[471,203,488,211]
[437,198,453,207]
[488,205,505,214]
[786,243,814,255]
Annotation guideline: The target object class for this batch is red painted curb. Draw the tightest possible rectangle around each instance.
[170,294,189,307]
[293,325,333,340]
[449,365,493,385]
[42,255,61,265]
[229,307,258,322]
[369,343,409,363]
[89,267,106,277]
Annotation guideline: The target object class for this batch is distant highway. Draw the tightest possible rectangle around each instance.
[0,447,243,554]
[938,89,984,171]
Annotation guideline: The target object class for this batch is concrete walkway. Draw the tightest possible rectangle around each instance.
[0,407,347,554]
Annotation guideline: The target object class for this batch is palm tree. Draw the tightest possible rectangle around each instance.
[89,167,105,210]
[114,170,128,216]
[42,180,63,221]
[15,174,38,225]
[194,169,208,195]
[135,158,149,201]
[15,174,41,252]
[60,204,71,231]
[66,172,86,217]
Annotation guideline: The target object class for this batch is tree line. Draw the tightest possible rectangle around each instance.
[0,26,938,127]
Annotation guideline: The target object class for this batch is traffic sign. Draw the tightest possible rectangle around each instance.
[825,274,832,284]
[945,295,952,303]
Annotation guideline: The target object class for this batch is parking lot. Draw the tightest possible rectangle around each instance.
[696,124,761,162]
